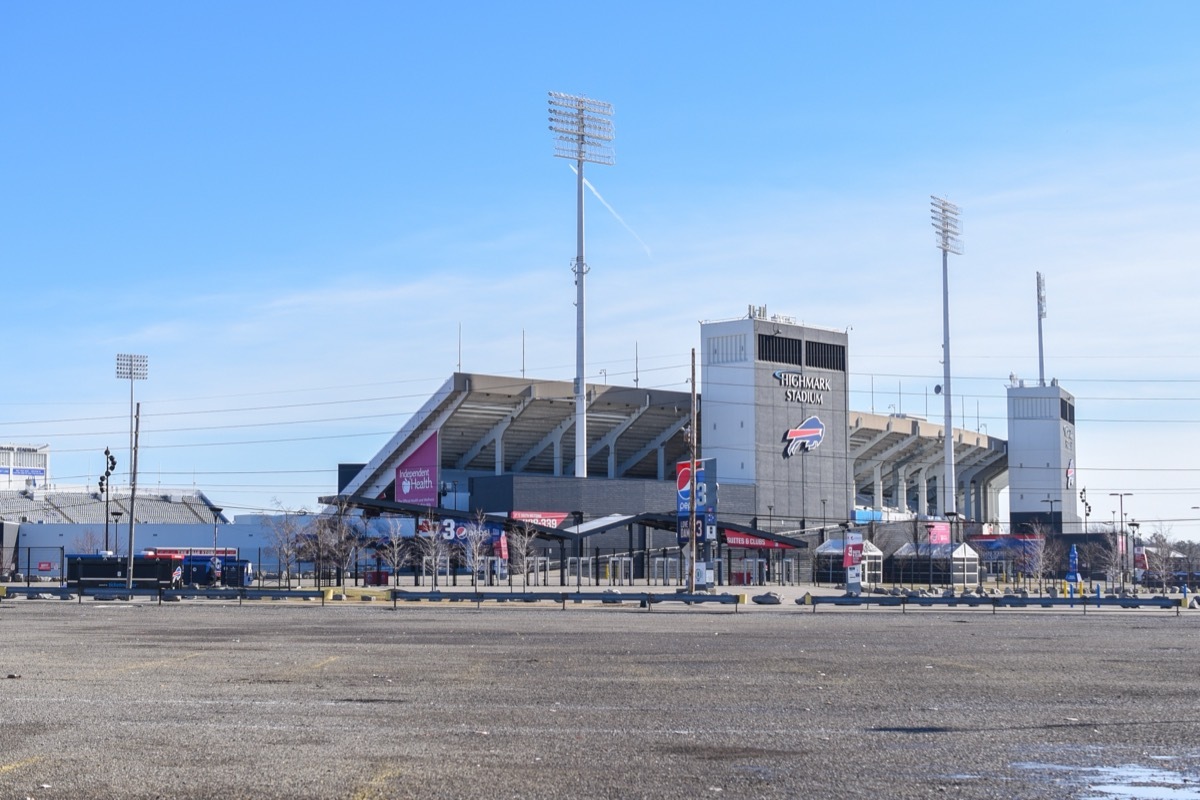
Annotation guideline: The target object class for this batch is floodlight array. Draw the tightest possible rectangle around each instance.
[930,195,963,255]
[548,92,615,166]
[115,353,149,380]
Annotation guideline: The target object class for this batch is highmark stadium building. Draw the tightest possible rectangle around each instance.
[2,307,1082,582]
[327,306,1078,578]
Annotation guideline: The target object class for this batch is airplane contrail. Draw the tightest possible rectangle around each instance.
[569,164,652,258]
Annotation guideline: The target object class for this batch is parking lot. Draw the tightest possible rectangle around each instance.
[1,600,1198,799]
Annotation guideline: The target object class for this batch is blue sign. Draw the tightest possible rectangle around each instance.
[1066,544,1080,583]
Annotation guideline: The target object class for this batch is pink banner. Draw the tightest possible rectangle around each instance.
[927,522,951,545]
[511,511,570,529]
[395,432,439,506]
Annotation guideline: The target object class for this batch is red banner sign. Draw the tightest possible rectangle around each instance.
[725,532,792,550]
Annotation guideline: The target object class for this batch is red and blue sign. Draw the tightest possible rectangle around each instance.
[783,416,825,457]
[676,459,718,543]
[677,460,715,516]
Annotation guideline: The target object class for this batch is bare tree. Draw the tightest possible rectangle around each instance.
[411,515,452,589]
[70,528,103,555]
[1043,537,1067,590]
[264,506,309,588]
[1017,527,1046,592]
[1175,539,1200,591]
[1078,523,1119,591]
[1141,524,1177,596]
[506,522,541,590]
[458,512,493,590]
[325,505,363,588]
[377,515,413,587]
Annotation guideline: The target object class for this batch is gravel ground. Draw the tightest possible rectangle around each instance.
[1,599,1198,799]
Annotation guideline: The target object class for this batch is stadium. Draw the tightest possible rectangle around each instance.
[2,305,1080,586]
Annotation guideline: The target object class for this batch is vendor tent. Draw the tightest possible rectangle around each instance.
[813,538,884,587]
[888,542,980,588]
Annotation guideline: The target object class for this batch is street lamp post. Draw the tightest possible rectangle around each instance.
[99,447,116,552]
[1041,497,1059,532]
[924,523,935,589]
[110,512,122,557]
[211,506,223,587]
[1129,521,1141,590]
[1110,492,1132,592]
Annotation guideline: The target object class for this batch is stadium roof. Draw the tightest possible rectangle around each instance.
[848,411,1006,516]
[336,374,1008,521]
[341,373,694,501]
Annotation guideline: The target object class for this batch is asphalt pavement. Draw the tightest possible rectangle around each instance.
[1,598,1198,799]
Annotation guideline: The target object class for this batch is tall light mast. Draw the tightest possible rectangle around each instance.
[548,92,614,479]
[931,196,962,517]
[1036,272,1047,386]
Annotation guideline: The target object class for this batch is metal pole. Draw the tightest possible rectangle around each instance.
[574,149,588,479]
[103,484,110,553]
[941,244,956,518]
[688,375,699,593]
[212,507,223,587]
[931,197,961,518]
[125,403,141,591]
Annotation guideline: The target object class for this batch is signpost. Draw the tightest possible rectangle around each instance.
[843,531,863,594]
[677,457,717,589]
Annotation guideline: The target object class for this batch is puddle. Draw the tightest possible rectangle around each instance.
[1014,762,1200,799]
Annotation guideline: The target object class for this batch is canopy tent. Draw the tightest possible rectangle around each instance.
[813,538,884,586]
[888,542,980,588]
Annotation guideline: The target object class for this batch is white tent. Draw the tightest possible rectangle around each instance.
[890,542,980,588]
[813,538,884,586]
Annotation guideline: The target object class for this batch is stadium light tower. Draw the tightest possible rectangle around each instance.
[1036,272,1047,386]
[931,196,962,519]
[115,354,148,484]
[548,91,614,479]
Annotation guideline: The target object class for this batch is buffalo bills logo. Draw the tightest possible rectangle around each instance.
[783,416,824,456]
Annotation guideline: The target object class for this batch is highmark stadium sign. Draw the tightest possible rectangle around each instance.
[773,370,831,404]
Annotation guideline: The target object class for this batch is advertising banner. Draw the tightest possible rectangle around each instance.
[725,532,792,550]
[927,522,951,545]
[510,511,570,529]
[842,532,863,568]
[395,432,439,507]
[843,531,863,593]
[1133,545,1147,571]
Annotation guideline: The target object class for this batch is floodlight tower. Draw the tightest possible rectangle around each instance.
[115,353,148,484]
[931,196,962,517]
[1037,272,1047,386]
[548,91,614,479]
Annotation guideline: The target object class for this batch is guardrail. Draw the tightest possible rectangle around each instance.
[800,593,1183,615]
[163,588,326,605]
[0,586,74,601]
[0,586,329,605]
[389,589,743,611]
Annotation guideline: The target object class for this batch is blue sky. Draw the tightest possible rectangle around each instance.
[3,2,1200,535]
